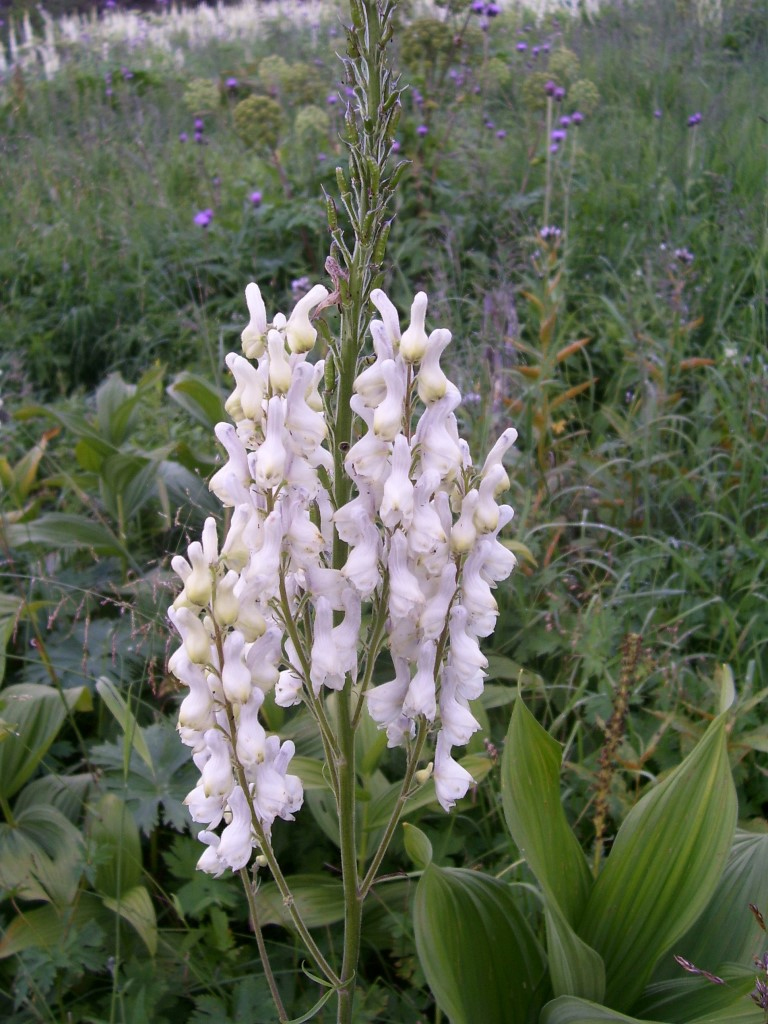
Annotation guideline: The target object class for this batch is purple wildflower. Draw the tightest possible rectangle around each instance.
[654,108,662,119]
[194,117,204,132]
[554,86,566,102]
[551,128,567,143]
[317,152,327,161]
[486,3,501,16]
[391,140,401,153]
[249,191,262,207]
[194,131,204,144]
[194,209,213,228]
[545,79,557,97]
[327,93,339,105]
[571,111,584,125]
[559,115,571,127]
[225,77,238,89]
[674,247,694,264]
[687,112,702,127]
[179,132,188,143]
[516,42,528,52]
[417,124,428,137]
[496,129,507,139]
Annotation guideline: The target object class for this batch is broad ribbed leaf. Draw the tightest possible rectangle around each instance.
[650,828,768,983]
[3,513,129,559]
[0,684,92,800]
[0,893,107,959]
[88,793,143,899]
[167,372,227,429]
[540,996,666,1024]
[403,822,433,870]
[96,676,154,772]
[501,696,592,925]
[578,713,736,1013]
[635,967,757,1023]
[546,896,605,1003]
[102,885,157,955]
[0,805,84,903]
[414,864,546,1024]
[255,874,345,929]
[0,594,23,685]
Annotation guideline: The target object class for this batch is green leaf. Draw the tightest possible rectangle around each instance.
[540,996,666,1024]
[0,593,23,685]
[402,822,433,870]
[255,874,346,929]
[0,804,84,903]
[578,713,737,1013]
[414,864,546,1024]
[88,793,144,899]
[95,372,139,446]
[0,683,91,800]
[0,894,107,959]
[3,512,130,559]
[501,696,592,925]
[96,676,154,772]
[635,966,758,1024]
[102,884,157,956]
[167,372,227,430]
[651,829,768,982]
[545,895,605,1003]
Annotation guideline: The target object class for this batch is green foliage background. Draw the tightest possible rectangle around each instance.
[0,0,766,1020]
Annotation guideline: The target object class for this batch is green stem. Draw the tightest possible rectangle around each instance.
[359,718,429,899]
[238,867,288,1023]
[335,687,362,1024]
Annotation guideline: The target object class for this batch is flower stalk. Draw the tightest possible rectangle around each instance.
[166,3,520,1022]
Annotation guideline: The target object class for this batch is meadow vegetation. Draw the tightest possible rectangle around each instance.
[0,0,767,1021]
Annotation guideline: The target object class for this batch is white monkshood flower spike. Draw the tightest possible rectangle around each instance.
[168,281,519,876]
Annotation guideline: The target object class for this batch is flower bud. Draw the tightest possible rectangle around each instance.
[241,282,267,358]
[399,291,429,362]
[285,283,329,353]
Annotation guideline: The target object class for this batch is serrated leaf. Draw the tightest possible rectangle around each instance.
[578,713,737,1013]
[501,696,592,925]
[414,864,546,1024]
[0,684,91,800]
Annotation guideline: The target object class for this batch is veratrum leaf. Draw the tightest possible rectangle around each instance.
[540,995,666,1024]
[102,885,157,956]
[634,966,758,1024]
[0,684,92,800]
[501,696,592,925]
[649,828,768,983]
[254,874,345,929]
[577,713,737,1013]
[88,793,144,899]
[545,895,605,1003]
[414,864,546,1024]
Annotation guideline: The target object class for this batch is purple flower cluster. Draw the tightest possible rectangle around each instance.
[194,209,214,229]
[471,1,501,14]
[687,111,703,127]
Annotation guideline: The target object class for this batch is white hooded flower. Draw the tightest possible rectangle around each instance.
[285,283,328,354]
[241,282,268,359]
[399,291,429,362]
[433,731,475,812]
[217,785,254,871]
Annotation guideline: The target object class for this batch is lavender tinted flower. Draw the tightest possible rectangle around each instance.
[226,77,238,89]
[654,108,662,118]
[545,79,556,96]
[571,110,584,124]
[194,117,204,131]
[673,247,694,265]
[516,42,528,52]
[551,129,567,143]
[496,129,507,139]
[554,86,566,102]
[687,111,702,127]
[249,190,262,207]
[194,208,214,228]
[559,115,572,127]
[179,132,188,143]
[417,124,428,137]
